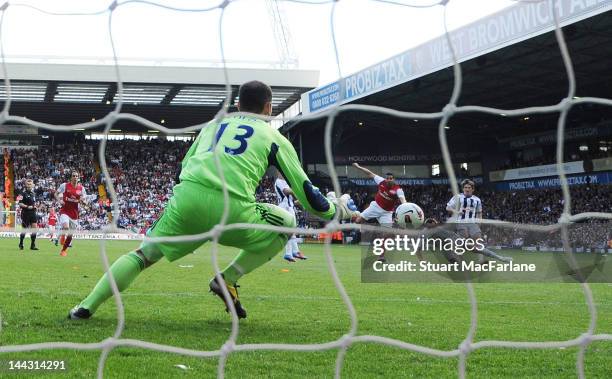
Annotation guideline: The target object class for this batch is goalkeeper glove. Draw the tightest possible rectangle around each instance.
[327,192,359,221]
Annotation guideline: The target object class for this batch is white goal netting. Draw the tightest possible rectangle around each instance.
[1,1,612,378]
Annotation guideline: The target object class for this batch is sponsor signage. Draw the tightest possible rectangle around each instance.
[495,172,612,191]
[490,161,585,182]
[307,51,411,113]
[335,151,480,164]
[0,125,38,135]
[346,177,483,186]
[303,0,612,113]
[0,232,143,240]
[0,145,38,151]
[593,157,612,171]
[499,124,612,150]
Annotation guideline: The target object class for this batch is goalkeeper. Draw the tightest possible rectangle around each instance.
[69,81,356,320]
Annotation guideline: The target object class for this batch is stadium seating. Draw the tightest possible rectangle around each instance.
[11,143,99,227]
[346,183,611,249]
[7,140,611,250]
[492,148,611,171]
[104,139,189,233]
[0,151,4,193]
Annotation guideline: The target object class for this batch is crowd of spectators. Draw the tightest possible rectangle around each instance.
[256,177,610,251]
[340,182,611,250]
[4,140,611,251]
[11,143,99,227]
[479,185,611,250]
[104,139,189,233]
[2,149,9,225]
[8,140,187,231]
[1,153,4,191]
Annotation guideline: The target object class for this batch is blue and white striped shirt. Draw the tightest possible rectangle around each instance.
[446,194,482,223]
[275,178,295,210]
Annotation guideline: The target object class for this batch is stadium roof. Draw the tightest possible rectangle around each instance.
[283,1,612,143]
[0,64,318,131]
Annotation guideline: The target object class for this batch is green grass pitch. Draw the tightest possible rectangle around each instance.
[0,238,611,378]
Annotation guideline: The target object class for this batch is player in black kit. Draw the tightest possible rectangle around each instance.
[18,178,38,251]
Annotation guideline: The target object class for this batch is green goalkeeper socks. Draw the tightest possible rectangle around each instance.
[79,251,145,313]
[221,237,287,284]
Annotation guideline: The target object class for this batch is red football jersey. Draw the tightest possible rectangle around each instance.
[48,213,57,226]
[375,180,402,211]
[59,182,84,220]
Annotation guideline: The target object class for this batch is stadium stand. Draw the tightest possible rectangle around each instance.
[7,140,611,249]
[104,139,189,233]
[11,143,98,227]
[492,148,612,171]
[1,150,5,193]
[343,183,611,250]
[0,156,5,227]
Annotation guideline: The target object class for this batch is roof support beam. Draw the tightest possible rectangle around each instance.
[162,85,182,105]
[217,87,238,108]
[102,83,117,104]
[44,82,58,103]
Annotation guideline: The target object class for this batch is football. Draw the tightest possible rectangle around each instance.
[395,202,425,228]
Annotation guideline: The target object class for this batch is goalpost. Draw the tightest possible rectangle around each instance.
[0,1,611,379]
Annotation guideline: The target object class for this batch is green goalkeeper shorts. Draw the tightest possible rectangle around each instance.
[141,180,296,262]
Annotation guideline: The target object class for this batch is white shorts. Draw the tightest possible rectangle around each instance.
[361,201,393,226]
[59,213,79,229]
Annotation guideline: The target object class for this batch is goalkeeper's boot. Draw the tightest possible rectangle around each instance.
[293,252,308,260]
[68,306,92,320]
[283,254,296,262]
[209,275,247,319]
[59,248,68,257]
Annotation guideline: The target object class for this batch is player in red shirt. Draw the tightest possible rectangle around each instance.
[352,163,407,262]
[55,171,92,257]
[48,208,58,245]
[352,163,406,224]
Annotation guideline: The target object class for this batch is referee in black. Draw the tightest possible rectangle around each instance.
[18,178,39,251]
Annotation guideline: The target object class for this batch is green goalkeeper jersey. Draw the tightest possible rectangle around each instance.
[179,115,336,220]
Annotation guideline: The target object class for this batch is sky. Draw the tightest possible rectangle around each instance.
[0,0,515,86]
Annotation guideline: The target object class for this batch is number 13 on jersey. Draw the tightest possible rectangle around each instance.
[207,123,254,155]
